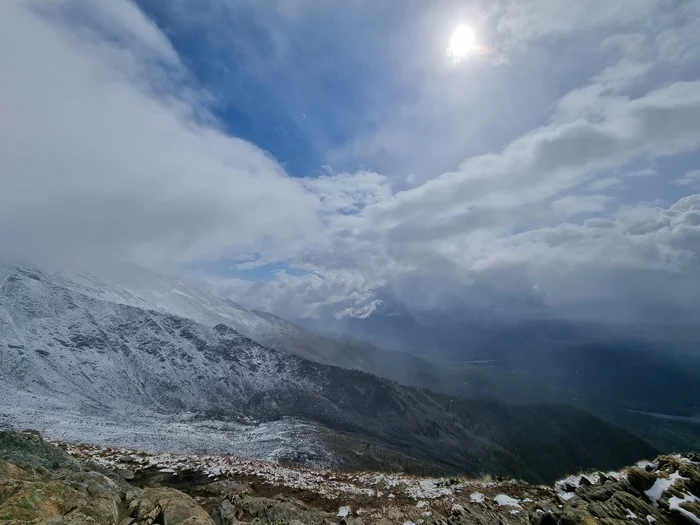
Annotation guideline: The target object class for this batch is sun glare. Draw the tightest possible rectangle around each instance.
[447,24,479,63]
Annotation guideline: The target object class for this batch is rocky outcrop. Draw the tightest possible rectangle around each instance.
[0,431,213,525]
[1,431,699,525]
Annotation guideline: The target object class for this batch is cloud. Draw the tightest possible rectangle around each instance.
[3,0,700,331]
[302,171,391,215]
[676,170,700,189]
[587,177,622,192]
[0,1,319,267]
[219,74,700,319]
[496,0,660,41]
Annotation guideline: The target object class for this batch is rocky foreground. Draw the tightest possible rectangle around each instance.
[1,431,699,525]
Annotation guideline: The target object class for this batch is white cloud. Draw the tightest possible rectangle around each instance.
[303,171,391,215]
[587,177,622,192]
[227,76,700,318]
[676,170,700,188]
[551,195,612,216]
[496,0,660,41]
[73,0,180,63]
[0,1,319,267]
[4,0,700,328]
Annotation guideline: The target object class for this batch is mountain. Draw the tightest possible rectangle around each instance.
[308,309,700,453]
[28,263,370,370]
[4,262,697,453]
[0,263,655,483]
[3,430,699,525]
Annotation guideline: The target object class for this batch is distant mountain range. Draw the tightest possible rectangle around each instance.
[0,262,656,482]
[17,262,697,454]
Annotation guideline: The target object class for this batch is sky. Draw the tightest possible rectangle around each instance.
[2,0,700,326]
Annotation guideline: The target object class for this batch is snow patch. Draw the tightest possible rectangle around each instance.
[644,471,686,506]
[470,492,485,504]
[668,492,700,524]
[494,494,522,508]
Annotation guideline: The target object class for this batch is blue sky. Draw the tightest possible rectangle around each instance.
[2,0,700,324]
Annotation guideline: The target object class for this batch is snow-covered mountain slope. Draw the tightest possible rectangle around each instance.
[20,263,370,370]
[0,263,656,482]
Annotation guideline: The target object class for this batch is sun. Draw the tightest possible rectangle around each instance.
[447,24,479,63]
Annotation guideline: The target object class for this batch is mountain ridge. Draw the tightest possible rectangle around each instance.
[0,262,655,483]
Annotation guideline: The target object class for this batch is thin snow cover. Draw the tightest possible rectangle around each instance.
[451,503,465,513]
[421,511,432,517]
[554,474,580,500]
[403,522,417,525]
[337,506,351,517]
[625,508,639,519]
[668,492,700,524]
[510,509,521,516]
[470,492,485,503]
[554,471,622,501]
[638,460,660,470]
[54,441,482,503]
[644,471,687,506]
[416,501,428,508]
[646,516,657,523]
[494,494,522,508]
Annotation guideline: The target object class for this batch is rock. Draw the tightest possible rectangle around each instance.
[627,466,658,494]
[118,455,136,463]
[2,431,699,525]
[0,468,120,524]
[0,430,81,471]
[117,468,136,481]
[137,488,214,525]
[219,499,236,525]
[386,506,403,520]
[578,476,592,487]
[227,494,330,525]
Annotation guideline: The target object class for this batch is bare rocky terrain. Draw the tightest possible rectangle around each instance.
[2,430,699,525]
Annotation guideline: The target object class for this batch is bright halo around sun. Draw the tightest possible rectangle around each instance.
[447,24,479,64]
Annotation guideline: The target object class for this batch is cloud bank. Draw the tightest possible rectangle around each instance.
[2,0,700,329]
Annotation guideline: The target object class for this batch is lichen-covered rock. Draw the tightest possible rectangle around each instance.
[0,430,80,471]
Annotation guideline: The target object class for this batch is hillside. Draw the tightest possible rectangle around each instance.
[0,263,655,483]
[2,430,699,525]
[6,262,696,453]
